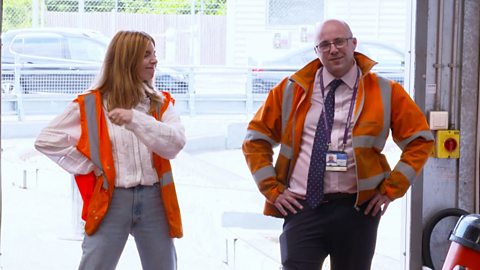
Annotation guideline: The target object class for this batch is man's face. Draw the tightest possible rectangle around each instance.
[315,21,357,78]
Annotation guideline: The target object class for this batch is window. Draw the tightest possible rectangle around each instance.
[11,36,64,59]
[268,0,324,26]
[67,37,106,62]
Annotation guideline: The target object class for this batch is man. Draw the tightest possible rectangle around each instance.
[242,19,434,270]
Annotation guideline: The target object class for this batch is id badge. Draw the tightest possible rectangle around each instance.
[325,151,348,171]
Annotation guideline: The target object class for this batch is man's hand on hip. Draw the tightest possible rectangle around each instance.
[364,192,391,216]
[274,189,305,216]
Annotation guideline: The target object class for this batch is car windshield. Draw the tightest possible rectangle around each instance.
[2,30,109,64]
[10,35,64,59]
[67,37,106,62]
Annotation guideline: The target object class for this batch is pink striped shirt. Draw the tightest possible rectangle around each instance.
[288,63,358,195]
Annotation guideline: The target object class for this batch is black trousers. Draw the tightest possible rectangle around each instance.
[279,195,381,270]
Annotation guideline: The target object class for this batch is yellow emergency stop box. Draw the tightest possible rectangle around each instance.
[433,130,460,158]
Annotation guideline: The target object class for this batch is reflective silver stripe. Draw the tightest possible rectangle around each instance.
[394,161,417,184]
[84,94,101,169]
[283,79,303,182]
[358,172,389,191]
[421,130,435,141]
[281,80,294,136]
[353,135,389,150]
[252,165,276,185]
[352,77,391,150]
[290,102,298,154]
[352,135,376,148]
[245,129,278,147]
[159,171,174,186]
[376,76,391,150]
[279,143,293,159]
[397,130,435,150]
[154,104,174,187]
[353,82,365,124]
[84,94,108,189]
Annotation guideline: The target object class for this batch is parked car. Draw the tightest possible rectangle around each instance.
[1,27,106,94]
[249,40,405,93]
[1,27,189,95]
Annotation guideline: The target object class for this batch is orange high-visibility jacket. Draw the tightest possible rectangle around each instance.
[242,52,434,217]
[74,90,183,237]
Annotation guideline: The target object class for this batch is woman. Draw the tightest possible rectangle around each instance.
[34,30,185,270]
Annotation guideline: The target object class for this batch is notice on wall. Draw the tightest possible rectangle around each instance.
[426,83,437,94]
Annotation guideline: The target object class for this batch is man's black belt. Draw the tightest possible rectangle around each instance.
[322,192,357,203]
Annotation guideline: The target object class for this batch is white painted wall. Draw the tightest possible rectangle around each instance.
[227,0,407,66]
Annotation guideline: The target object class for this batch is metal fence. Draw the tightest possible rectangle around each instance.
[1,64,190,95]
[3,0,228,65]
[0,62,268,118]
[4,0,227,30]
[1,60,405,119]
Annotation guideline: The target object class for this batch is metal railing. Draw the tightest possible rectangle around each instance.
[1,63,266,119]
[1,63,405,120]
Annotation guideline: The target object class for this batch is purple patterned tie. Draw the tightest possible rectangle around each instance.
[306,79,342,208]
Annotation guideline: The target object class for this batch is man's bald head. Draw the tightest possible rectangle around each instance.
[314,19,357,78]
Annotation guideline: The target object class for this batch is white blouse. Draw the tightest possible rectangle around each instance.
[34,94,186,188]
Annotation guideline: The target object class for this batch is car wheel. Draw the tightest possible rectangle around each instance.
[1,80,16,95]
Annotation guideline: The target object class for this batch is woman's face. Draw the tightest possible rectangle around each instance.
[138,41,157,82]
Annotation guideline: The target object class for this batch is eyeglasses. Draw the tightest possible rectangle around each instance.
[315,37,353,52]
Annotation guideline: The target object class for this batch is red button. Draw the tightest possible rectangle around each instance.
[444,138,458,152]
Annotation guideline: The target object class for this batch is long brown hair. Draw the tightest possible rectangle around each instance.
[94,30,163,112]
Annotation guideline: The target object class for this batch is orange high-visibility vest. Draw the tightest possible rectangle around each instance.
[74,90,183,238]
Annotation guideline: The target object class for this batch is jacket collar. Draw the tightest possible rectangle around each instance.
[289,51,377,92]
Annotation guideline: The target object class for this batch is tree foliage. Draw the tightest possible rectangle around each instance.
[2,0,227,32]
[43,0,227,15]
[3,0,33,31]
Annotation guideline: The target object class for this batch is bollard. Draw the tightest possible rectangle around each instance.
[442,214,480,270]
[22,169,27,189]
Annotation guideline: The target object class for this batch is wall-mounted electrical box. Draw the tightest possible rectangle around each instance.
[429,111,449,130]
[433,130,460,158]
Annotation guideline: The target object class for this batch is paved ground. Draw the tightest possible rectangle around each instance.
[0,115,405,269]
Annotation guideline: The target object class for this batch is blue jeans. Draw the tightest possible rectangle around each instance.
[78,183,176,270]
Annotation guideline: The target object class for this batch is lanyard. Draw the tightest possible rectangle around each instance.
[318,66,360,151]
